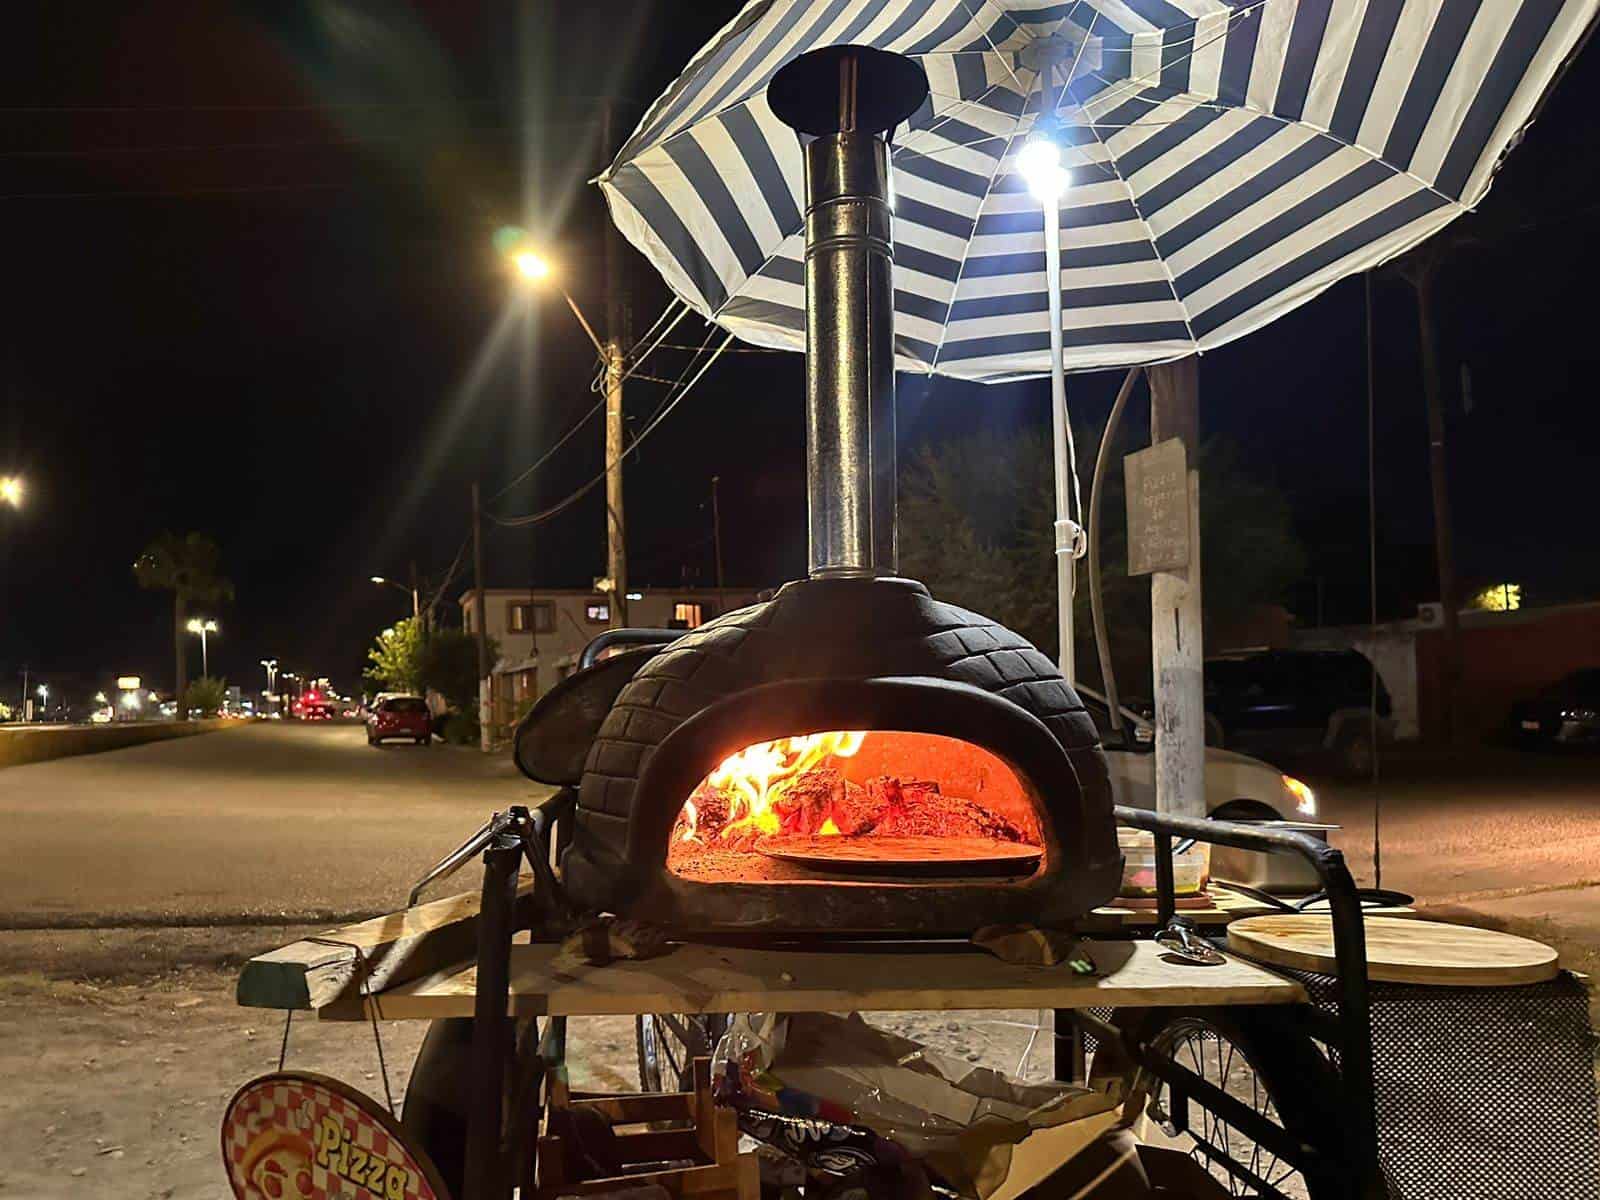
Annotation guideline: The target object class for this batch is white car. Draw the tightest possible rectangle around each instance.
[1077,684,1319,821]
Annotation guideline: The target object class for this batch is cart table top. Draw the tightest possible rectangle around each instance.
[344,938,1307,1022]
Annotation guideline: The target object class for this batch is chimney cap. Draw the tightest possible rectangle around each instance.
[768,45,928,137]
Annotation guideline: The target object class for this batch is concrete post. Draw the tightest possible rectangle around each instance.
[1148,358,1205,819]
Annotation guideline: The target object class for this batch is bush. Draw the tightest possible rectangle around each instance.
[184,676,228,718]
[441,710,480,745]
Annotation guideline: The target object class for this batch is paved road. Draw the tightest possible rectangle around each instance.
[0,721,551,927]
[1310,745,1600,905]
[2,720,1594,929]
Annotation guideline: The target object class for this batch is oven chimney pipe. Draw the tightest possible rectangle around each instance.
[769,47,928,579]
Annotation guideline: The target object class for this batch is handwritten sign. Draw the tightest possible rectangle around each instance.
[1125,438,1189,577]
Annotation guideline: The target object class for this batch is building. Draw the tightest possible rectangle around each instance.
[1294,598,1600,742]
[460,586,762,707]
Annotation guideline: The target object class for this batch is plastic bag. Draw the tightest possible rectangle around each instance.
[712,1012,1121,1199]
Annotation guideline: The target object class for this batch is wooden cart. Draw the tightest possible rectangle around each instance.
[240,797,1448,1200]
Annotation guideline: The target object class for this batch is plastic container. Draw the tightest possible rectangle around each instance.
[1116,827,1209,897]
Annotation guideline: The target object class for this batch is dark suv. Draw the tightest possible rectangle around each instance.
[1204,649,1391,775]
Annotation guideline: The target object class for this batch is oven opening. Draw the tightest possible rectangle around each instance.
[667,730,1043,882]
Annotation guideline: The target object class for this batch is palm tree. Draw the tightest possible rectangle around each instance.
[133,532,234,719]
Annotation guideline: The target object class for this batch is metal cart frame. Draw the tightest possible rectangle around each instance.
[431,792,1383,1200]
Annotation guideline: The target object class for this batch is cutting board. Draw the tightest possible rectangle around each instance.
[1228,914,1559,987]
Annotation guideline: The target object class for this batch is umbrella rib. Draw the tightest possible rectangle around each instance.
[1084,73,1466,211]
[930,67,1043,374]
[1077,115,1200,352]
[1065,1,1270,120]
[954,0,1025,88]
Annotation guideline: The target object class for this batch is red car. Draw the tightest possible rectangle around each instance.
[366,696,432,746]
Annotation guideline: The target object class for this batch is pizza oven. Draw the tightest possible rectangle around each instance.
[547,46,1121,935]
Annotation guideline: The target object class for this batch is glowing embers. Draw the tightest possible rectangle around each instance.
[669,731,1042,880]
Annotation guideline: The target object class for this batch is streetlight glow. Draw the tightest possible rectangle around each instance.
[513,250,552,282]
[0,476,22,507]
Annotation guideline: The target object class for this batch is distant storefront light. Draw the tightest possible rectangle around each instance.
[1470,583,1522,612]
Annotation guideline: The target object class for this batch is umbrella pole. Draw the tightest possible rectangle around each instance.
[1043,184,1080,681]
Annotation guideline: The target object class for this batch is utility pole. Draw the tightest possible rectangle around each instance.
[471,483,491,752]
[408,559,424,631]
[1148,358,1205,820]
[604,100,630,630]
[1397,253,1462,743]
[711,475,726,614]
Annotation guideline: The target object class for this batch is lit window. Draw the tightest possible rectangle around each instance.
[509,604,529,633]
[674,602,704,629]
[586,602,610,624]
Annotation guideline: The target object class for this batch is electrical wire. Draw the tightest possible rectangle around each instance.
[487,331,733,529]
[426,536,471,613]
[1366,270,1383,891]
[488,393,609,503]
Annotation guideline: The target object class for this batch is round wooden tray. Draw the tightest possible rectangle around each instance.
[758,835,1041,877]
[1228,914,1559,987]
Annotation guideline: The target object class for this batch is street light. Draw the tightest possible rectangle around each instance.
[36,683,47,719]
[0,477,21,507]
[1016,112,1084,682]
[370,576,420,622]
[505,244,607,356]
[186,617,219,677]
[503,235,629,630]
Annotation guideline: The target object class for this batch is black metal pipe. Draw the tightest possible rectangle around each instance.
[462,821,525,1200]
[1153,830,1175,925]
[579,628,679,670]
[1113,806,1380,1198]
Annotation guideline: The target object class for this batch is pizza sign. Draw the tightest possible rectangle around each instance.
[222,1073,449,1200]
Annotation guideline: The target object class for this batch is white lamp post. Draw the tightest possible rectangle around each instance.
[1017,114,1083,681]
[187,618,219,677]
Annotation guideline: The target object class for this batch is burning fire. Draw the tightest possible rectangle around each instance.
[680,730,865,842]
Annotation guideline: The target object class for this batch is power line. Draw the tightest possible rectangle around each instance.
[487,332,733,529]
[487,392,609,504]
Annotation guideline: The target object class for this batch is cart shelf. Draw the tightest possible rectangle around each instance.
[336,937,1307,1022]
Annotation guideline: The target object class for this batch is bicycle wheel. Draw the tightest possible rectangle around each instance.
[1095,1007,1345,1199]
[635,1012,730,1093]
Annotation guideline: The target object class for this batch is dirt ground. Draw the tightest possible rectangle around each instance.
[0,927,1056,1200]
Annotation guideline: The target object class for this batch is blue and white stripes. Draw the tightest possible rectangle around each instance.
[600,0,1598,381]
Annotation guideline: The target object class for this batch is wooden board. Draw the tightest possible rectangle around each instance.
[236,880,536,1014]
[759,835,1039,876]
[1228,914,1559,987]
[340,938,1307,1022]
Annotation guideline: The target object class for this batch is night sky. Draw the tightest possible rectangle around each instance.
[5,1,1600,705]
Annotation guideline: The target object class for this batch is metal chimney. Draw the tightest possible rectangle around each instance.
[769,47,928,579]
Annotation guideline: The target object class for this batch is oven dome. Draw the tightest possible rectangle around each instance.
[566,576,1119,925]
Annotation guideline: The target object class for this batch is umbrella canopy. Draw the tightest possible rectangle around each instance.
[601,0,1597,381]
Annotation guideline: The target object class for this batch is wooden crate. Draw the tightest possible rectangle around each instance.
[535,1059,757,1200]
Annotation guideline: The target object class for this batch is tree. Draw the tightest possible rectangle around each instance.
[184,676,228,718]
[899,426,1305,697]
[417,628,495,710]
[365,618,426,695]
[132,532,234,719]
[364,620,496,710]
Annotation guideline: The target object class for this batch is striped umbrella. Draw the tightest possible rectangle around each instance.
[599,0,1598,382]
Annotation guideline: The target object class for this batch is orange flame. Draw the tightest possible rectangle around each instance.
[683,731,865,842]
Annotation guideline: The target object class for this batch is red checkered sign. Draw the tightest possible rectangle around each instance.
[222,1072,449,1200]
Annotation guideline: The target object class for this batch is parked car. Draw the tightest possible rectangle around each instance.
[1508,668,1600,748]
[1078,684,1319,821]
[366,695,433,746]
[1202,648,1391,776]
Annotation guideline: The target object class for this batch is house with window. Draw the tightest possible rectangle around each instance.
[459,586,762,707]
